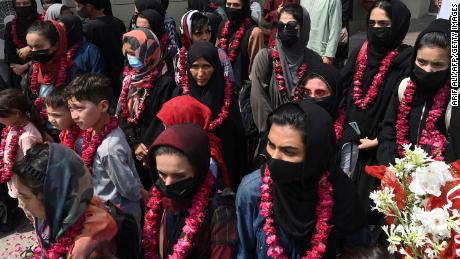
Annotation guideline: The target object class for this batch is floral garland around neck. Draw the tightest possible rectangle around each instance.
[30,42,81,118]
[33,213,87,259]
[59,124,82,150]
[352,41,399,110]
[396,79,451,160]
[142,171,215,259]
[334,110,346,142]
[118,68,159,125]
[178,47,233,131]
[260,166,334,259]
[11,15,43,49]
[271,47,308,100]
[0,127,25,183]
[218,17,251,62]
[81,117,118,171]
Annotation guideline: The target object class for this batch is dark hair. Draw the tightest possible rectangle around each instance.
[13,143,49,195]
[419,31,450,51]
[75,0,104,10]
[280,3,304,25]
[191,12,209,34]
[0,89,46,138]
[267,103,307,143]
[66,73,113,106]
[368,1,392,24]
[154,145,198,174]
[45,85,68,108]
[27,21,60,46]
[340,245,392,259]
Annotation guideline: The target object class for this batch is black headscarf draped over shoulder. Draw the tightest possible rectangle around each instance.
[367,0,411,62]
[268,100,365,253]
[186,41,226,119]
[57,15,84,49]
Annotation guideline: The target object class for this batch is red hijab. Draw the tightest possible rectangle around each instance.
[156,95,231,187]
[37,20,68,85]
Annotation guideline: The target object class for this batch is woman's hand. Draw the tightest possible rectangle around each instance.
[18,46,31,60]
[10,63,29,76]
[358,137,379,150]
[134,143,148,161]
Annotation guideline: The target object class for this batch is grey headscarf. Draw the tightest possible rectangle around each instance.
[45,4,65,21]
[44,143,93,241]
[276,7,311,94]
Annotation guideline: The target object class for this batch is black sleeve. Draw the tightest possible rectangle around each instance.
[376,88,400,165]
[4,22,22,65]
[341,0,353,25]
[338,44,361,108]
[447,105,460,163]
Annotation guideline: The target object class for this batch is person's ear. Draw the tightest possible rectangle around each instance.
[97,99,110,113]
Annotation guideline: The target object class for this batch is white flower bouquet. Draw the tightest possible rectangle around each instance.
[366,145,460,258]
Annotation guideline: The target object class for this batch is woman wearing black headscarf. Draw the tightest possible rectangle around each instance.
[251,3,321,134]
[143,124,236,258]
[135,9,165,38]
[339,0,412,219]
[378,19,454,164]
[236,100,365,258]
[179,41,247,190]
[4,0,41,89]
[57,15,107,78]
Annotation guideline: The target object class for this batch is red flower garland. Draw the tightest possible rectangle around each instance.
[30,42,81,118]
[396,79,451,160]
[11,15,44,49]
[118,69,159,125]
[271,48,308,100]
[352,41,399,110]
[334,110,346,142]
[34,213,87,259]
[217,18,251,62]
[142,171,215,258]
[59,125,82,150]
[0,127,25,183]
[260,166,334,259]
[178,47,233,131]
[81,117,118,171]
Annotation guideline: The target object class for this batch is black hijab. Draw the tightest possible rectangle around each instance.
[187,41,226,119]
[134,0,164,15]
[366,0,410,64]
[298,62,340,116]
[268,100,364,250]
[57,15,84,48]
[268,101,336,249]
[223,0,251,27]
[138,9,165,38]
[188,0,210,12]
[409,18,450,97]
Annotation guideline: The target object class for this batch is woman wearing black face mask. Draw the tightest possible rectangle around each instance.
[378,19,454,164]
[338,0,412,229]
[143,124,237,258]
[4,0,42,89]
[251,4,321,144]
[236,100,365,258]
[22,20,73,119]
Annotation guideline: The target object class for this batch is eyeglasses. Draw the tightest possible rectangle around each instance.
[277,21,299,32]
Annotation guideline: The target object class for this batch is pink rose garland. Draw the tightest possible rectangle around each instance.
[81,117,118,171]
[218,18,251,63]
[0,127,25,183]
[396,79,451,160]
[142,171,215,258]
[118,68,159,125]
[352,41,399,110]
[178,47,233,131]
[334,110,346,142]
[260,166,334,259]
[34,213,87,259]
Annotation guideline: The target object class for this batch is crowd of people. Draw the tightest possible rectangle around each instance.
[0,0,457,258]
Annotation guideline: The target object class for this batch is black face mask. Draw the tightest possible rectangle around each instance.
[277,22,299,48]
[305,96,335,114]
[155,177,196,200]
[30,49,54,63]
[226,7,243,24]
[367,27,391,50]
[16,6,34,18]
[267,155,304,184]
[412,64,450,93]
